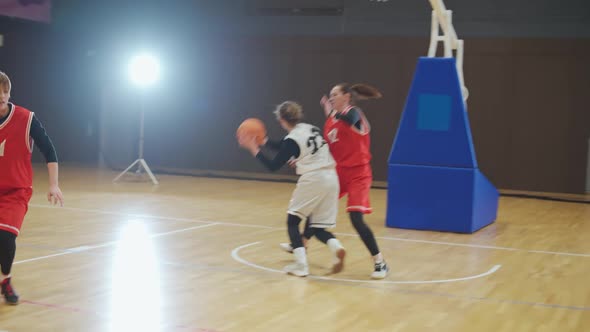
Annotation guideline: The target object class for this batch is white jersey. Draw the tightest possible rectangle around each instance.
[286,123,335,175]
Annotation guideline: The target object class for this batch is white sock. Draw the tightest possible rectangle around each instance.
[1,274,10,282]
[293,247,308,266]
[373,253,384,264]
[327,238,344,264]
[327,238,344,253]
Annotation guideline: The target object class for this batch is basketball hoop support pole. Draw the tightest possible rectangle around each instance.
[427,0,468,102]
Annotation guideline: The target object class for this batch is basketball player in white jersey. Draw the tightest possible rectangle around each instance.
[239,101,346,277]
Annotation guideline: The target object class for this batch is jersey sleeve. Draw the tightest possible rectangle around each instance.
[255,138,300,172]
[263,138,283,150]
[30,114,58,163]
[335,107,362,130]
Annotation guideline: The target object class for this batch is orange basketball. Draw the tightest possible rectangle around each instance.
[236,118,267,145]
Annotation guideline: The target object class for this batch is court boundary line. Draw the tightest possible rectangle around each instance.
[231,241,502,284]
[29,204,590,258]
[15,223,218,265]
[17,205,590,314]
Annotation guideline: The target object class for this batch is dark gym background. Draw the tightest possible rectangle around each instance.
[1,0,588,194]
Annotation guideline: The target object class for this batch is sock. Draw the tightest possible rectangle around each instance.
[327,238,344,253]
[293,247,308,266]
[373,253,384,264]
[327,238,344,264]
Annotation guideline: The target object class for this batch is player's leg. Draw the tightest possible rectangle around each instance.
[0,189,29,305]
[309,169,345,273]
[0,230,18,305]
[349,211,388,278]
[346,169,389,279]
[313,228,346,273]
[283,213,309,277]
[280,216,312,253]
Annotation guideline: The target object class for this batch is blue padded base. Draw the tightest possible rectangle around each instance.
[385,164,499,233]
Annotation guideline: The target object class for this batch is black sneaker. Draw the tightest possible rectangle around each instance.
[1,277,19,305]
[371,261,389,279]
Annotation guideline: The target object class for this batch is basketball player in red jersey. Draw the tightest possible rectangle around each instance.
[0,71,64,305]
[321,83,389,279]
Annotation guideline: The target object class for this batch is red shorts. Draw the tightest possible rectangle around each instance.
[336,164,372,214]
[0,188,33,236]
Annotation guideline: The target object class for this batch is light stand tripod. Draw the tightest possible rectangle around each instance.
[113,97,159,185]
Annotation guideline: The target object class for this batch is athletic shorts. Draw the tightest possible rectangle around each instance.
[0,187,33,236]
[337,164,373,214]
[288,168,339,228]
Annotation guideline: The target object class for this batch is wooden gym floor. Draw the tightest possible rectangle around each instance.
[0,164,588,332]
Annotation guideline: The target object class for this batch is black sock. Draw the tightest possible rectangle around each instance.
[0,231,17,276]
[287,214,304,249]
[350,211,380,256]
[313,229,335,244]
[302,216,314,239]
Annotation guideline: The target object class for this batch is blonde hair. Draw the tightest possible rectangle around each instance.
[274,101,304,126]
[0,71,11,92]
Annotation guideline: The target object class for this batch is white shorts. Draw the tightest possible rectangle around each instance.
[287,168,339,228]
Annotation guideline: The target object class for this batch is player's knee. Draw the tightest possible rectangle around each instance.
[349,211,367,229]
[287,214,302,228]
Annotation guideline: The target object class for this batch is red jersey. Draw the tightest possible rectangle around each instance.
[0,104,34,190]
[324,106,371,168]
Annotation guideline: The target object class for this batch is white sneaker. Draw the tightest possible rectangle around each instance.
[284,262,309,277]
[279,243,294,253]
[371,261,389,279]
[331,248,346,274]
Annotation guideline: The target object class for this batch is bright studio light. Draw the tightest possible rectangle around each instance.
[128,54,160,87]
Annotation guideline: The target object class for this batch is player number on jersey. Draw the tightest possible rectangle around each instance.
[0,139,5,157]
[306,127,326,155]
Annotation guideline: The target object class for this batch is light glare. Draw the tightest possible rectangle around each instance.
[128,54,160,86]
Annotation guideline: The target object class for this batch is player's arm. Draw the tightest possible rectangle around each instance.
[30,114,58,163]
[335,107,362,130]
[256,138,300,172]
[30,115,64,206]
[320,95,332,117]
[263,137,283,150]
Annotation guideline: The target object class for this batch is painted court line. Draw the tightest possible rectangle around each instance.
[15,223,218,265]
[231,241,502,284]
[29,204,217,224]
[29,204,590,257]
[231,242,590,311]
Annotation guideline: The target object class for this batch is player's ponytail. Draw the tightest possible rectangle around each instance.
[351,84,382,100]
[337,83,382,105]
